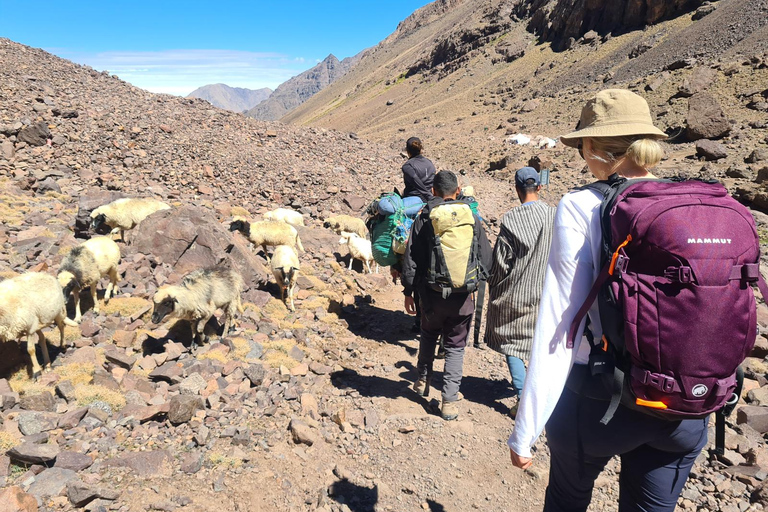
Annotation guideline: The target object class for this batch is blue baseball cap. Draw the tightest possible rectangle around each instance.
[515,167,541,187]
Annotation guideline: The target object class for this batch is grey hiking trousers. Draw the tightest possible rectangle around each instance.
[417,289,473,402]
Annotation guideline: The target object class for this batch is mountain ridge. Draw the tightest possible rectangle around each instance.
[245,53,361,121]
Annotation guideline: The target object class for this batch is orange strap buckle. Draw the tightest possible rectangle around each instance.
[609,234,632,275]
[601,335,609,352]
[636,398,667,410]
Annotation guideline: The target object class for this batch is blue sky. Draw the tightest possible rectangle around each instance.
[0,1,431,95]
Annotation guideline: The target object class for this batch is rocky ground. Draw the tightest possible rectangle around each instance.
[2,34,768,512]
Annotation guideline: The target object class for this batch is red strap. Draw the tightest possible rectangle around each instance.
[567,264,611,349]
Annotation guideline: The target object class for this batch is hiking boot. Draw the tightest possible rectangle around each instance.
[413,378,430,397]
[441,400,459,421]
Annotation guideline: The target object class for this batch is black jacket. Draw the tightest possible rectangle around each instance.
[401,197,492,297]
[402,155,436,202]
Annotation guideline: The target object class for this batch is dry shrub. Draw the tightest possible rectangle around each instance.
[207,451,243,468]
[300,296,330,311]
[75,384,126,411]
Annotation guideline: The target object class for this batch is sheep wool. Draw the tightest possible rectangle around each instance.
[270,245,301,311]
[151,265,244,350]
[263,208,305,227]
[0,272,75,377]
[324,215,367,240]
[229,218,304,262]
[58,236,121,323]
[90,197,171,240]
[339,232,378,274]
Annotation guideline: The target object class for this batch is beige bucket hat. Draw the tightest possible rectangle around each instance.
[560,89,667,148]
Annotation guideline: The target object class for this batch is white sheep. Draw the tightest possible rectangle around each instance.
[339,231,378,274]
[229,217,304,262]
[263,208,305,227]
[270,245,300,312]
[90,197,171,241]
[0,272,78,378]
[324,215,368,240]
[151,265,244,350]
[58,236,121,323]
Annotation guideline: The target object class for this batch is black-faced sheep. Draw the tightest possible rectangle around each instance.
[229,218,304,262]
[339,232,377,274]
[263,208,305,227]
[58,236,121,323]
[0,272,78,378]
[90,197,171,241]
[324,215,367,240]
[270,245,300,312]
[151,265,243,350]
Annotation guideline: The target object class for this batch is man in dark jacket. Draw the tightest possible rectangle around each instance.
[401,137,436,202]
[402,170,492,421]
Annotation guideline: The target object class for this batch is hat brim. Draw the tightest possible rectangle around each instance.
[560,123,667,148]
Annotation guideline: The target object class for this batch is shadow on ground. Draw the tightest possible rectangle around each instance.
[328,478,378,512]
[331,365,433,414]
[340,302,418,356]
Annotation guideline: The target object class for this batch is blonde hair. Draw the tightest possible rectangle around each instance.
[588,136,664,169]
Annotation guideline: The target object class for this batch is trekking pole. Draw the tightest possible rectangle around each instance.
[472,281,486,348]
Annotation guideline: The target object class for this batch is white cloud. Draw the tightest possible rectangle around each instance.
[50,48,314,96]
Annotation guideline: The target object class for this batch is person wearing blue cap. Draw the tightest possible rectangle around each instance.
[484,167,555,415]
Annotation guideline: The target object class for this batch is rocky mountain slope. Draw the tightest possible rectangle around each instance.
[284,0,768,211]
[245,54,360,121]
[187,84,272,113]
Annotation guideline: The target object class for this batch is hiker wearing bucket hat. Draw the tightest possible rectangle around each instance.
[507,90,708,512]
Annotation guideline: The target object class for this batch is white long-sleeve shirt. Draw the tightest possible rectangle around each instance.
[508,188,605,458]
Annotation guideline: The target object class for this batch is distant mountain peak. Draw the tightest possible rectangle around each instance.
[187,84,272,113]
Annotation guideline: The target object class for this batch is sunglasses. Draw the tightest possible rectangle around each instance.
[577,141,584,159]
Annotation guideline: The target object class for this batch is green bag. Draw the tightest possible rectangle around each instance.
[370,213,400,267]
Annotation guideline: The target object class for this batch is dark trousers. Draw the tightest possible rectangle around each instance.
[418,290,473,402]
[544,384,708,512]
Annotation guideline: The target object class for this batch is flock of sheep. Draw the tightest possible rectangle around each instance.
[0,197,379,379]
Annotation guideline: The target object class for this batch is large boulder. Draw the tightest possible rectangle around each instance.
[17,122,51,146]
[686,93,731,140]
[129,206,268,289]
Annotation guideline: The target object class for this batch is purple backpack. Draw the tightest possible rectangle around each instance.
[568,178,768,433]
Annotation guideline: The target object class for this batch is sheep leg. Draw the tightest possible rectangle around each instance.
[348,257,353,271]
[105,267,120,302]
[37,330,51,372]
[90,284,100,315]
[364,260,371,274]
[375,263,379,274]
[288,282,296,312]
[56,311,68,349]
[262,244,271,263]
[26,333,41,379]
[221,307,232,337]
[190,321,199,353]
[73,287,82,323]
[197,313,213,345]
[120,228,126,242]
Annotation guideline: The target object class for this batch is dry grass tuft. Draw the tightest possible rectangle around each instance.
[102,297,151,318]
[207,451,243,468]
[300,296,330,311]
[229,337,251,361]
[230,206,250,218]
[262,339,300,369]
[54,362,95,386]
[0,431,21,452]
[198,350,228,364]
[9,368,50,396]
[75,384,126,411]
[262,299,289,321]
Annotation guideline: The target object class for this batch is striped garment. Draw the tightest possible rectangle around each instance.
[484,200,556,359]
